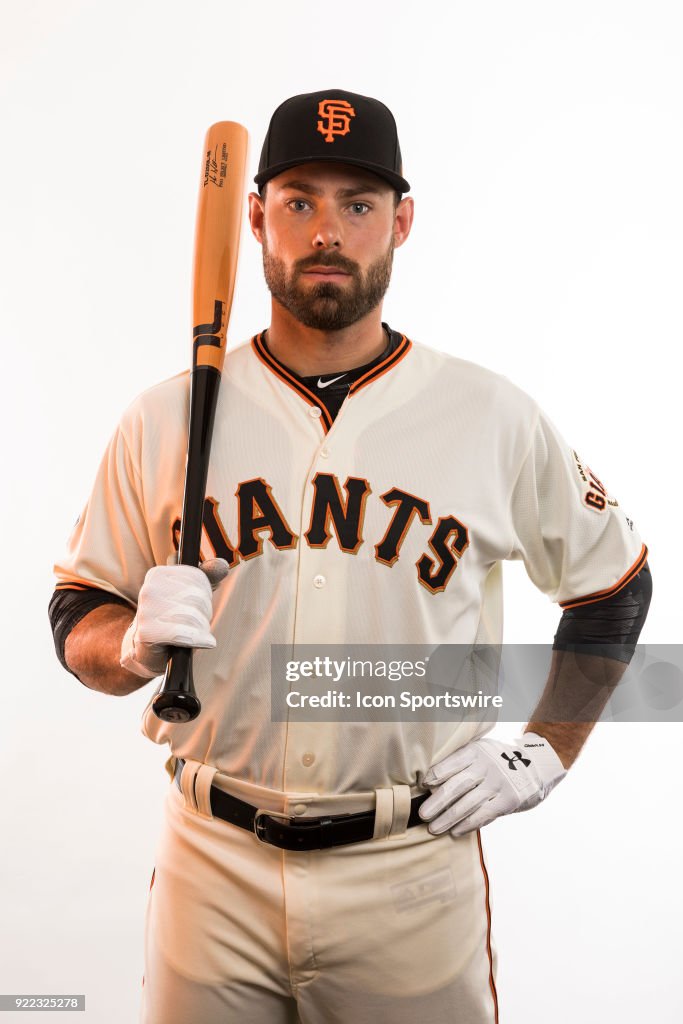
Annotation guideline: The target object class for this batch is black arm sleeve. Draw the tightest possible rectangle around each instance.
[48,587,134,675]
[552,561,652,665]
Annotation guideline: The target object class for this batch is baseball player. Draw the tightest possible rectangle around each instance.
[50,90,652,1024]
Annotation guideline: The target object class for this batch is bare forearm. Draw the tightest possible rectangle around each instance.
[65,604,148,696]
[525,648,628,769]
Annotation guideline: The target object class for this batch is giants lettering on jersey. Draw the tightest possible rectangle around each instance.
[171,474,470,595]
[572,450,620,513]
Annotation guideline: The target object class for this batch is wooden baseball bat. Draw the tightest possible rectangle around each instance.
[152,121,248,723]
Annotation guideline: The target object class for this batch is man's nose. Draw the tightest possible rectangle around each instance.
[311,206,343,248]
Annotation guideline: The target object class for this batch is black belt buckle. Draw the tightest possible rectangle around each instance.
[253,809,291,846]
[254,809,335,850]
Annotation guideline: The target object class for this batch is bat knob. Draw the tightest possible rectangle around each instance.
[151,647,202,722]
[152,689,202,723]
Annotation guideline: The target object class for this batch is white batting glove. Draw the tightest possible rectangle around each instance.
[419,733,567,838]
[120,559,229,679]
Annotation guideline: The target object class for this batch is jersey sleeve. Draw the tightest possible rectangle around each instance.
[507,404,647,607]
[53,419,155,604]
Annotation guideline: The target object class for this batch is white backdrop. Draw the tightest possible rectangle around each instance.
[1,1,681,1021]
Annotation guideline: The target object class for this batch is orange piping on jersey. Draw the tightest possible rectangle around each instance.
[559,544,648,610]
[477,830,500,1024]
[348,335,412,395]
[55,575,118,593]
[251,332,333,433]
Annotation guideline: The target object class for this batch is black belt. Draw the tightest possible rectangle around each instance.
[173,758,430,851]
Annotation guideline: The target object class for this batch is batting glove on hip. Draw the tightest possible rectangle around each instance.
[419,733,567,838]
[120,559,229,679]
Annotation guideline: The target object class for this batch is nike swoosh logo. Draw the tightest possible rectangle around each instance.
[317,374,347,389]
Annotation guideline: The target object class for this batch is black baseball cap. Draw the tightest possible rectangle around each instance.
[254,89,410,195]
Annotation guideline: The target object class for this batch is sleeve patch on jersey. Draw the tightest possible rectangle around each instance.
[572,450,619,514]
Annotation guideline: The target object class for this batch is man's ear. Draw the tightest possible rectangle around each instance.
[248,191,265,244]
[393,196,415,249]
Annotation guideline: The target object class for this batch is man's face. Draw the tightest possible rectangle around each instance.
[249,162,412,331]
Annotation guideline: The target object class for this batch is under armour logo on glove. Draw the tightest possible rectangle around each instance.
[419,733,567,838]
[501,751,531,770]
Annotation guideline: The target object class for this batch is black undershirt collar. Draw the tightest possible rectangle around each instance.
[260,323,402,421]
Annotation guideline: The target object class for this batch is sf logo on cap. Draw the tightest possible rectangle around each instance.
[317,99,356,143]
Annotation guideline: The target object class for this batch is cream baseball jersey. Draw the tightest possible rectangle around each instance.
[54,328,646,794]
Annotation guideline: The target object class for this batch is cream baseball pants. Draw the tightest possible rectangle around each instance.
[139,761,499,1023]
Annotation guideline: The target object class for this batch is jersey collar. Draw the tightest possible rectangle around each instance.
[251,325,412,432]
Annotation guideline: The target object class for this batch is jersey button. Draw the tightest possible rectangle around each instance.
[302,752,316,767]
[292,803,307,816]
[320,447,330,458]
[313,574,326,588]
[310,406,322,418]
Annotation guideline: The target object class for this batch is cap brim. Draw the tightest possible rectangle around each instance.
[254,155,410,194]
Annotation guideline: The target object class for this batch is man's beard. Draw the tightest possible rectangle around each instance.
[261,233,394,331]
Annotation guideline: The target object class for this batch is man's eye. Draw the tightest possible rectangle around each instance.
[349,202,370,215]
[288,199,310,212]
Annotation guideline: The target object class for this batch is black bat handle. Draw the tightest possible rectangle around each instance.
[152,365,222,723]
[152,648,199,723]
